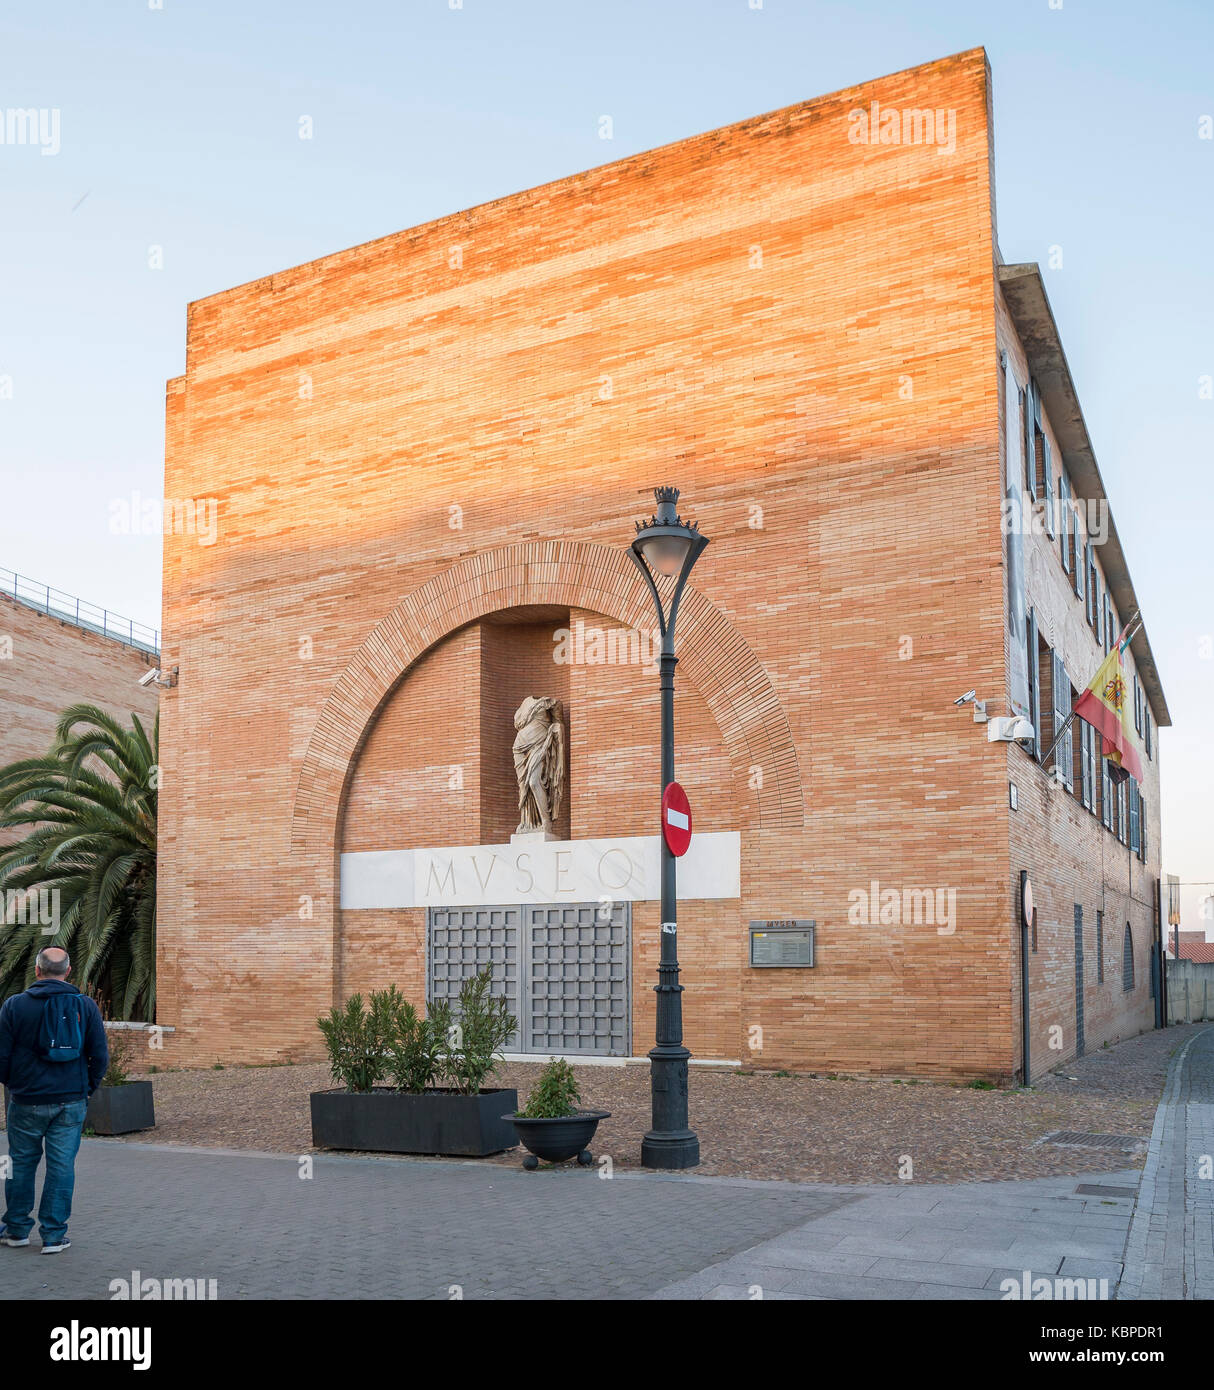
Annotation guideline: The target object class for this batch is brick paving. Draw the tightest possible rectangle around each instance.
[0,1140,855,1301]
[1119,1024,1214,1300]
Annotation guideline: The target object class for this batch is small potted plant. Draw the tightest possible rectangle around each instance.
[86,1027,155,1136]
[310,970,519,1156]
[506,1058,610,1169]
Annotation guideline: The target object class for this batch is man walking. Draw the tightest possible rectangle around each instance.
[0,948,108,1253]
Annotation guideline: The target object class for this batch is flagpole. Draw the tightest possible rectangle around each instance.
[1041,708,1079,771]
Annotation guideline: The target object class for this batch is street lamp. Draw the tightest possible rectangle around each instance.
[628,485,709,1170]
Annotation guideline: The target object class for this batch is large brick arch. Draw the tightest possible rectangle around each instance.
[290,540,804,854]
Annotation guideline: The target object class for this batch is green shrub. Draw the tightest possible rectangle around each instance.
[387,998,451,1094]
[444,967,516,1096]
[316,990,397,1093]
[519,1058,581,1118]
[101,1027,135,1087]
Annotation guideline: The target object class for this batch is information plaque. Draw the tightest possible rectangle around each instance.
[749,919,815,968]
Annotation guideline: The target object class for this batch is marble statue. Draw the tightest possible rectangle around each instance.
[512,696,565,837]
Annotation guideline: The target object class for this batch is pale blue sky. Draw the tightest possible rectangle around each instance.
[0,0,1209,910]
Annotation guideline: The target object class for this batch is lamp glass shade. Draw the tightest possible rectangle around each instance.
[637,531,692,578]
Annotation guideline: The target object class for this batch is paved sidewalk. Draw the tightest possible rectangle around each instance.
[0,1140,854,1300]
[649,1170,1139,1299]
[1,1131,1142,1300]
[1119,1024,1214,1300]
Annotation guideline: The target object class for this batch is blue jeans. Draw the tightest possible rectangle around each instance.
[3,1098,88,1244]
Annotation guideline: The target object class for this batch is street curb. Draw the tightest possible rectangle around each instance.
[1118,1026,1211,1300]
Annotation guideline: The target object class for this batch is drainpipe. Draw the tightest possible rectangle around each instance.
[1020,869,1031,1086]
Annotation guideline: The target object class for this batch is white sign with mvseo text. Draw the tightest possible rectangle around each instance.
[340,833,741,910]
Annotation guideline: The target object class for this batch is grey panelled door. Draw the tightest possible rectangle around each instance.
[427,905,523,1051]
[525,902,631,1057]
[426,901,630,1057]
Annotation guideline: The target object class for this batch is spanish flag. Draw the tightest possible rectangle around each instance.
[1073,620,1143,783]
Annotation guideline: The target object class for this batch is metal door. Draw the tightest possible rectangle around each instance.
[426,901,630,1056]
[426,905,523,1051]
[523,902,631,1057]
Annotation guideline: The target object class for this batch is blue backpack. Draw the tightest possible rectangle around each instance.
[37,994,86,1063]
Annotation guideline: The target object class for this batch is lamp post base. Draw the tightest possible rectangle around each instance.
[642,1042,700,1169]
[641,1129,701,1170]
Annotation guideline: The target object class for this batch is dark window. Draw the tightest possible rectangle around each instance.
[1096,910,1104,984]
[1139,791,1148,861]
[1041,434,1055,537]
[1145,708,1152,759]
[1102,758,1113,831]
[1123,924,1134,992]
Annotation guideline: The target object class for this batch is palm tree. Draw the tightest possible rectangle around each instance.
[0,704,157,1019]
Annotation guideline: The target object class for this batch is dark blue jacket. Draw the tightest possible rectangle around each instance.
[0,980,109,1103]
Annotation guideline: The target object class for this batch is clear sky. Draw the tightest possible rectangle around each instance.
[1,0,1209,919]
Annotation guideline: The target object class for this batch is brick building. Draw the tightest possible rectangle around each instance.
[158,48,1168,1081]
[0,575,158,778]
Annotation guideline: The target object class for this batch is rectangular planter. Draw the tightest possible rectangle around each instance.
[310,1087,518,1157]
[86,1080,155,1136]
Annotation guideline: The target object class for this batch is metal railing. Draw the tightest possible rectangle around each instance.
[0,566,160,655]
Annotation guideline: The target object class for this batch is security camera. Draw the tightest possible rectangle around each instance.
[954,690,977,706]
[1010,716,1035,742]
[137,668,160,688]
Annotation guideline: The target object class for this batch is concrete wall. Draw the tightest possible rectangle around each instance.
[1167,960,1214,1025]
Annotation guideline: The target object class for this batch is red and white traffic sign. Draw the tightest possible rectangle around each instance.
[661,781,693,857]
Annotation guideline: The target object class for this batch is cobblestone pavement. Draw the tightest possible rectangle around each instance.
[1119,1024,1214,1300]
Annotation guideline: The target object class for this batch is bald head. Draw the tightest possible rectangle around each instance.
[35,947,70,979]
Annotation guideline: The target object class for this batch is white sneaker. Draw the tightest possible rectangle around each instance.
[0,1230,30,1248]
[41,1237,71,1254]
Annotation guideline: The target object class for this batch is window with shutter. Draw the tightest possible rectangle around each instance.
[1118,780,1128,844]
[1129,778,1140,852]
[1042,434,1055,537]
[1140,792,1147,860]
[1021,387,1034,498]
[1059,475,1071,572]
[1102,758,1112,830]
[1145,709,1152,759]
[1053,652,1073,789]
[1123,924,1134,992]
[1080,721,1093,810]
[1073,508,1085,600]
[1028,609,1042,761]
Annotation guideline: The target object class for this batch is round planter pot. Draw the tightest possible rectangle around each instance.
[505,1110,611,1168]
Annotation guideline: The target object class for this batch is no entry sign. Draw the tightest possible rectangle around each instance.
[662,782,693,857]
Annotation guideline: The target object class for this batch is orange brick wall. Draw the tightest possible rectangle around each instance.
[158,49,1152,1080]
